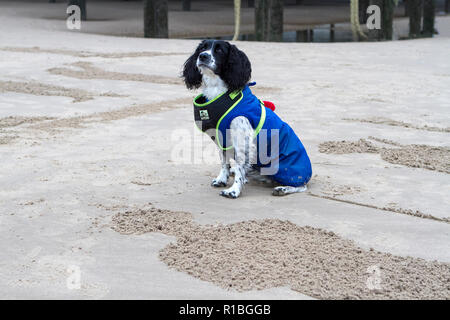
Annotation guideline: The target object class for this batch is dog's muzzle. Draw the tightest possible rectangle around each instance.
[197,52,215,70]
[198,52,211,64]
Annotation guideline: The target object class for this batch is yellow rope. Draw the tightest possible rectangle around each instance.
[350,0,367,40]
[232,0,241,41]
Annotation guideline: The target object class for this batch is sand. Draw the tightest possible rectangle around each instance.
[47,61,281,93]
[307,193,450,224]
[380,145,450,174]
[0,131,17,145]
[0,116,55,129]
[318,139,379,154]
[319,138,450,174]
[48,61,183,85]
[344,117,450,133]
[1,3,449,299]
[0,80,123,103]
[30,97,190,131]
[319,184,362,197]
[111,207,450,300]
[0,46,186,59]
[0,116,54,145]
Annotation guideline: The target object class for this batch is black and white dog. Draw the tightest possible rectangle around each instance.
[182,40,312,198]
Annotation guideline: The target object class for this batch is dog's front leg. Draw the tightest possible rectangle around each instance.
[220,116,256,199]
[211,150,231,187]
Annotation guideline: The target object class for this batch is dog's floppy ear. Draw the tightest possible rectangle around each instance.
[221,44,252,92]
[182,46,202,90]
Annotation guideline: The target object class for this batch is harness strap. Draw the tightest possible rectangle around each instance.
[193,88,266,151]
[193,90,242,132]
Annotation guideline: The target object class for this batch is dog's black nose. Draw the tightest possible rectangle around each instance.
[199,52,210,62]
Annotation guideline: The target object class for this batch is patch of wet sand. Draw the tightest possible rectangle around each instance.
[0,132,17,145]
[0,116,55,145]
[48,62,182,85]
[0,80,124,103]
[31,97,191,131]
[111,207,450,299]
[0,46,187,59]
[367,136,403,147]
[380,145,450,174]
[319,138,450,174]
[344,117,450,133]
[0,116,55,129]
[319,139,379,154]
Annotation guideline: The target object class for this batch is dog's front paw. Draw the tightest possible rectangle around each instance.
[220,189,240,199]
[211,179,227,187]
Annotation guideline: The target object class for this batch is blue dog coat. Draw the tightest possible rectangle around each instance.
[193,84,312,187]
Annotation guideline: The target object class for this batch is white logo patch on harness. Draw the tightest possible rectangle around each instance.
[199,110,210,120]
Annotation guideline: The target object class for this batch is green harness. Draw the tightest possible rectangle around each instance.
[193,88,266,150]
[193,90,242,131]
[193,90,243,147]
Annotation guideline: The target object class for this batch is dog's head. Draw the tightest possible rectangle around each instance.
[182,40,252,92]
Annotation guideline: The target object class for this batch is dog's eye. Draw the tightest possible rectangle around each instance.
[215,47,222,53]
